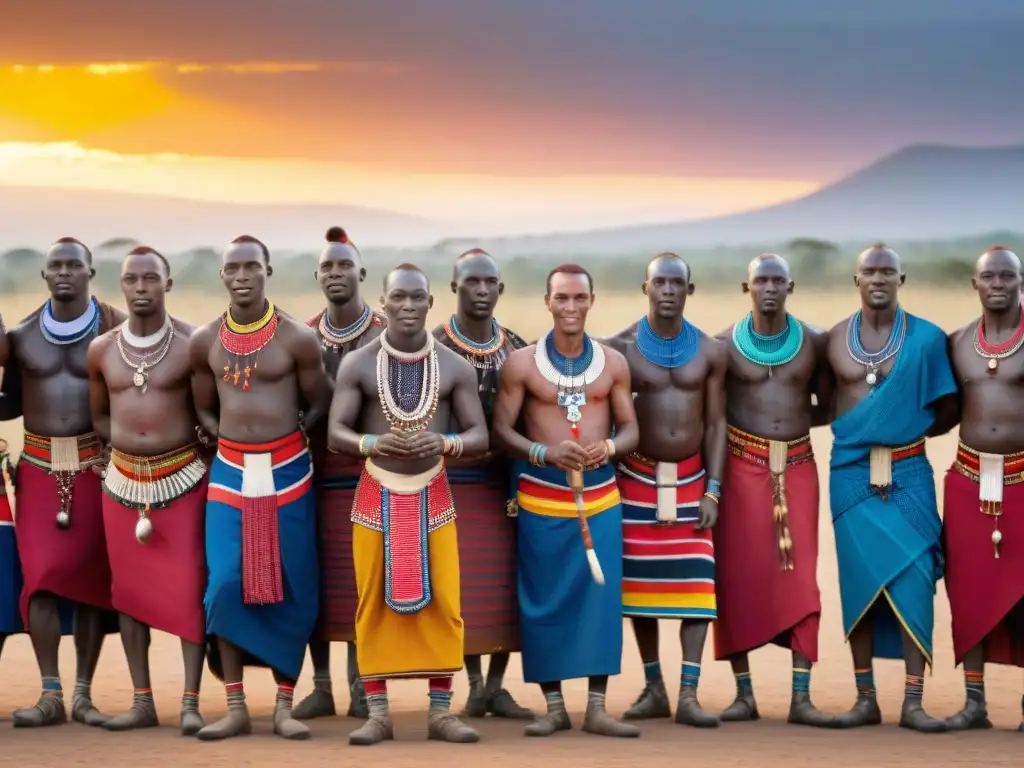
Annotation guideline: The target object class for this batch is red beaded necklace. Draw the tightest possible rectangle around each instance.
[218,300,279,391]
[974,304,1024,375]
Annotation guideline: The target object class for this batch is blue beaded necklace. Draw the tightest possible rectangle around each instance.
[636,315,702,369]
[545,331,594,376]
[732,312,804,376]
[846,305,907,387]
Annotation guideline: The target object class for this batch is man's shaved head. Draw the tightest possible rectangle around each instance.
[856,243,901,271]
[452,248,499,282]
[975,245,1021,275]
[383,263,429,292]
[645,252,691,282]
[747,253,790,280]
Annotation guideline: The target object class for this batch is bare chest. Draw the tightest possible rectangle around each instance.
[212,337,294,388]
[727,341,814,386]
[18,332,91,378]
[627,344,705,392]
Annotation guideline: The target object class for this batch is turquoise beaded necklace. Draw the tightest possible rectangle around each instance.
[732,312,804,376]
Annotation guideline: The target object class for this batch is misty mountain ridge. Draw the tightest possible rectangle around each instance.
[2,144,1023,257]
[475,144,1024,256]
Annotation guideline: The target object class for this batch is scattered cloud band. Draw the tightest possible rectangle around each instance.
[5,61,404,76]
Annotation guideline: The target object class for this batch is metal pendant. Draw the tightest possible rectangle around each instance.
[558,390,586,423]
[988,358,999,374]
[866,370,877,386]
[56,510,70,529]
[133,362,148,393]
[135,508,153,544]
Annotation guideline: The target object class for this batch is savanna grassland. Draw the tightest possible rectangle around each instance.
[0,286,1020,767]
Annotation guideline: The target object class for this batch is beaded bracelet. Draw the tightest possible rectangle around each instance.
[528,442,548,467]
[358,434,378,458]
[703,478,721,503]
[442,433,464,458]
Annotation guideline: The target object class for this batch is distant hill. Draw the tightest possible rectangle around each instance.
[475,144,1024,256]
[0,186,445,253]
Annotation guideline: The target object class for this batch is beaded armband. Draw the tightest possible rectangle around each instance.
[358,434,378,458]
[528,442,548,467]
[442,433,464,458]
[703,478,721,503]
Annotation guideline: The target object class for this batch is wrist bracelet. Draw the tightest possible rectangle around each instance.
[706,478,721,496]
[604,438,616,459]
[703,490,720,504]
[528,442,548,467]
[358,434,378,458]
[442,433,464,458]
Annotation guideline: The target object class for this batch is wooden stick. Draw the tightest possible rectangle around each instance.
[568,468,605,585]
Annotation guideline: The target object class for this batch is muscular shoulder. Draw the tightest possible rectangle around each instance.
[949,318,977,346]
[714,322,736,343]
[601,322,638,353]
[86,328,116,367]
[700,333,728,368]
[430,322,448,342]
[188,318,219,353]
[11,304,45,337]
[97,302,128,332]
[801,322,829,353]
[599,341,630,375]
[502,345,535,380]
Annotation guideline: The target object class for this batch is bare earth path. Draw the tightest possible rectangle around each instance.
[0,290,1021,764]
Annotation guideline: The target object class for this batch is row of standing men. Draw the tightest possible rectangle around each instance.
[0,231,1020,745]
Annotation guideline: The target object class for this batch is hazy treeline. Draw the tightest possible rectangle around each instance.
[1,231,1019,297]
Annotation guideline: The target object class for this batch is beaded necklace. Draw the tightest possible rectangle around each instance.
[846,306,907,387]
[117,316,175,394]
[534,330,606,435]
[442,315,508,370]
[218,300,279,392]
[376,332,440,433]
[974,304,1024,375]
[731,312,804,377]
[636,315,702,369]
[39,297,100,346]
[317,303,374,351]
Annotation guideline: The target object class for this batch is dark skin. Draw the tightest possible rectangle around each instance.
[328,268,489,468]
[714,254,834,725]
[493,272,639,700]
[826,246,958,730]
[440,251,529,716]
[604,256,726,692]
[298,239,382,719]
[446,252,504,469]
[947,248,1024,721]
[2,241,126,727]
[188,240,330,691]
[86,251,204,729]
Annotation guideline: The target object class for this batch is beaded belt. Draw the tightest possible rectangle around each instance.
[952,441,1023,559]
[868,438,926,500]
[726,426,814,468]
[104,444,207,510]
[21,431,104,529]
[727,426,815,571]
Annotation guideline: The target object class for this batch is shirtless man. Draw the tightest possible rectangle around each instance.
[945,246,1024,733]
[826,244,959,732]
[328,264,489,745]
[432,249,532,720]
[189,235,330,741]
[603,254,726,728]
[494,264,641,738]
[293,227,382,722]
[87,247,208,734]
[0,237,125,728]
[713,254,835,727]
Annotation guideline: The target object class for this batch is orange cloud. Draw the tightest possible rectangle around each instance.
[4,61,404,76]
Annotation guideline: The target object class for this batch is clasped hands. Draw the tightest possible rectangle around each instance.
[372,429,446,460]
[544,439,612,472]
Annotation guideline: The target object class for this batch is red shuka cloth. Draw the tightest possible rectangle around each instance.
[449,477,520,655]
[713,450,822,661]
[102,477,209,644]
[314,446,361,642]
[943,468,1024,668]
[15,461,113,625]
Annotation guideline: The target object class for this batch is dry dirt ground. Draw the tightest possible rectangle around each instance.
[0,287,1021,766]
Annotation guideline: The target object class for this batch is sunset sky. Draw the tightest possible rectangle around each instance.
[3,1,1024,236]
